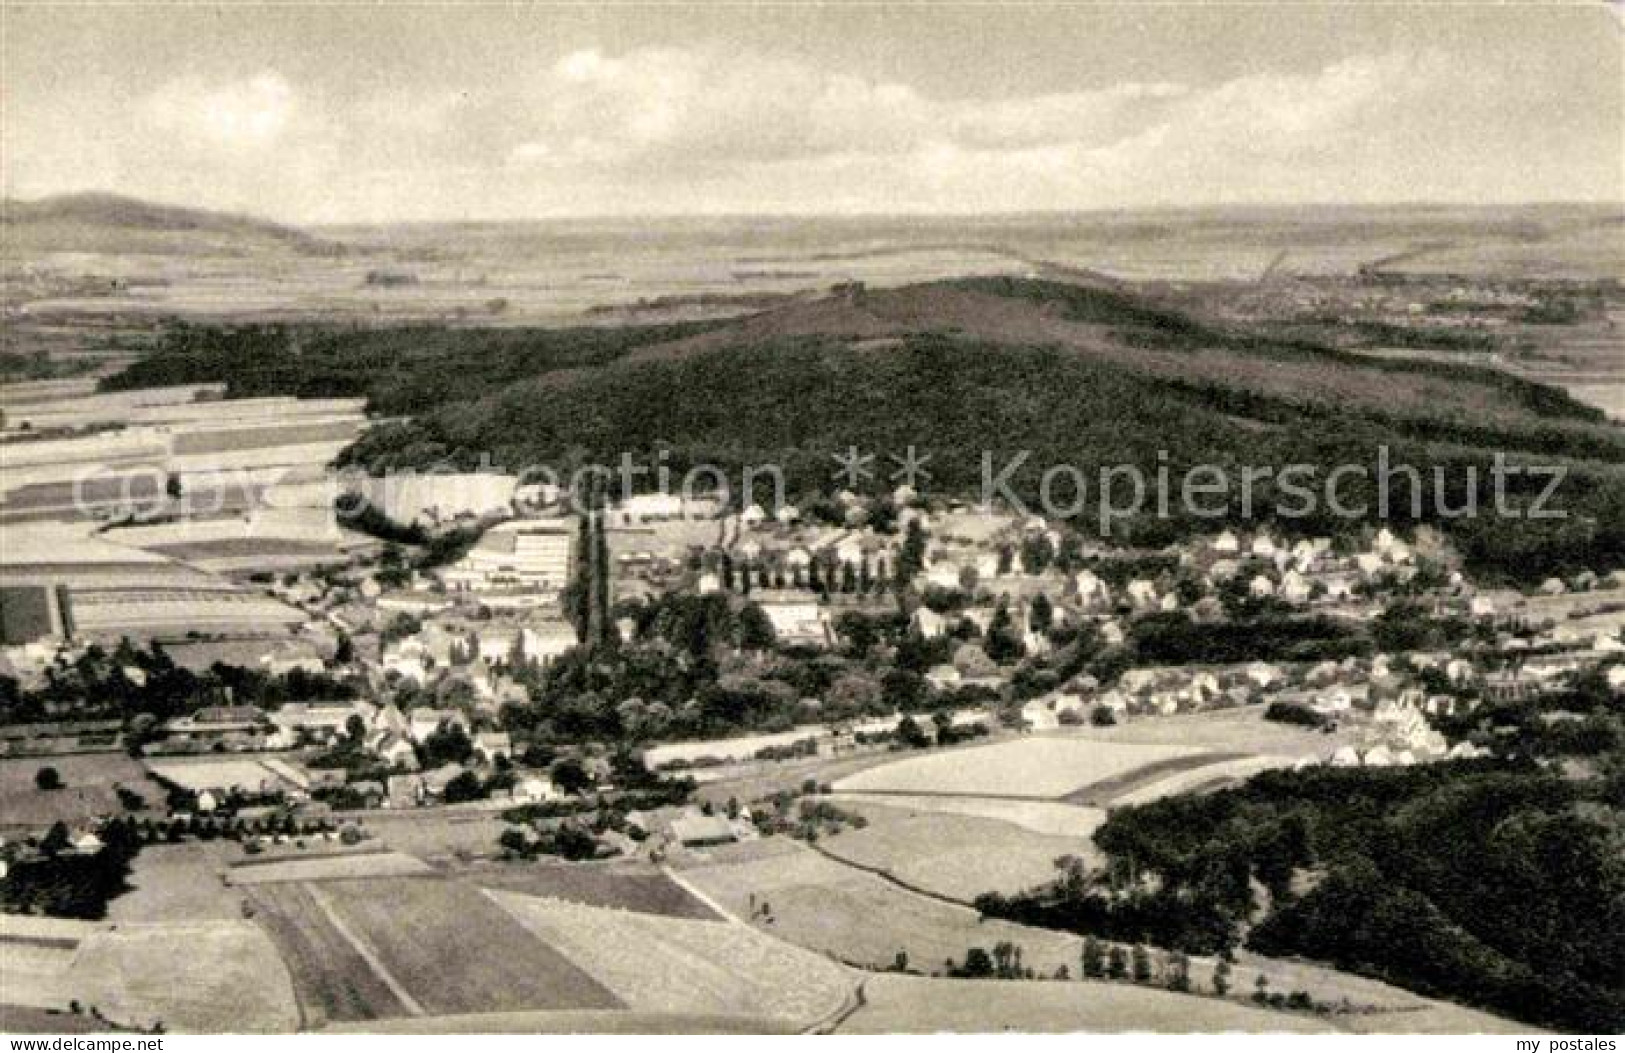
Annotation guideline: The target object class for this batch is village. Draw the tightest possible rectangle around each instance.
[5,457,1624,871]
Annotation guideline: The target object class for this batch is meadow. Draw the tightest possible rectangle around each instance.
[841,974,1331,1033]
[678,839,1084,976]
[832,737,1204,800]
[0,753,161,831]
[814,801,1096,901]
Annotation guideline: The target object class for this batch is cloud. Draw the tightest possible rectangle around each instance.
[13,42,1610,221]
[142,72,298,150]
[504,47,1189,168]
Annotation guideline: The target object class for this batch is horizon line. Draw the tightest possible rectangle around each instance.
[6,189,1623,232]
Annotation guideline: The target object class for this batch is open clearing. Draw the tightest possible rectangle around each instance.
[833,737,1203,799]
[815,800,1094,901]
[840,975,1332,1033]
[490,889,853,1026]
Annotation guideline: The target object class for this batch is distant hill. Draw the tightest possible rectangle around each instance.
[1,192,348,257]
[103,276,1625,582]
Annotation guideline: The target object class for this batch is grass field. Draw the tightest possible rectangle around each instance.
[1106,755,1299,807]
[0,754,161,831]
[351,810,506,861]
[833,738,1203,800]
[313,876,622,1018]
[678,840,1083,975]
[840,974,1332,1033]
[0,917,95,1012]
[144,757,293,795]
[0,1005,118,1033]
[110,842,242,923]
[325,1009,797,1034]
[466,862,719,920]
[814,800,1095,901]
[822,793,1105,838]
[225,850,433,885]
[72,921,298,1033]
[1053,706,1354,753]
[1059,751,1253,806]
[490,889,853,1026]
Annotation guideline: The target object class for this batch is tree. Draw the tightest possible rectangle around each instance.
[1131,943,1153,983]
[1106,945,1128,980]
[1166,950,1192,993]
[442,770,485,804]
[34,766,63,791]
[1213,958,1232,996]
[960,947,995,978]
[419,721,473,767]
[1082,935,1105,978]
[896,715,931,749]
[1090,705,1118,727]
[550,756,593,796]
[1029,593,1054,635]
[896,520,927,585]
[40,821,71,856]
[735,603,777,651]
[498,827,531,858]
[985,599,1024,663]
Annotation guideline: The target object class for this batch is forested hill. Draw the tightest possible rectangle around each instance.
[103,277,1625,582]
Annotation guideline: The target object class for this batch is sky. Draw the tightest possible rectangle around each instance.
[3,2,1621,223]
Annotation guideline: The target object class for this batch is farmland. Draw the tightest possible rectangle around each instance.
[841,975,1333,1033]
[245,882,413,1026]
[226,850,434,886]
[466,862,719,920]
[110,842,241,923]
[823,794,1105,838]
[677,839,1085,976]
[814,800,1097,901]
[144,756,298,795]
[832,737,1205,800]
[489,889,853,1026]
[69,920,299,1033]
[0,753,161,832]
[301,877,621,1017]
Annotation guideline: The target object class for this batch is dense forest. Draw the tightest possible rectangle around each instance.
[101,279,1625,584]
[975,761,1625,1033]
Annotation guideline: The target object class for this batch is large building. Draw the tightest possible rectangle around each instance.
[439,521,573,595]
